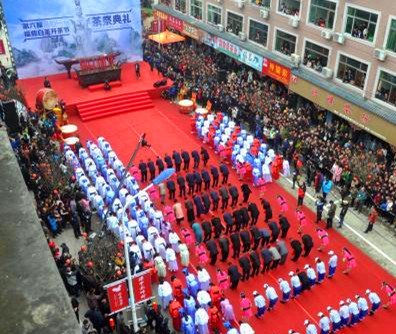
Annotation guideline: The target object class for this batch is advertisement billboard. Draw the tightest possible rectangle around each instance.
[3,0,143,79]
[105,278,130,315]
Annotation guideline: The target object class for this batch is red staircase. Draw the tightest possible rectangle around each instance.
[76,91,154,121]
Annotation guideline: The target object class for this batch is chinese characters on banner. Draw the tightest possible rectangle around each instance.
[105,279,130,314]
[21,18,72,40]
[87,10,133,32]
[153,10,183,32]
[182,23,200,40]
[132,270,152,304]
[262,58,291,86]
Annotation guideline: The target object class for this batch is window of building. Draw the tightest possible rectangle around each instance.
[344,6,378,42]
[337,54,368,90]
[207,4,222,25]
[376,70,396,107]
[190,0,203,20]
[308,0,336,29]
[385,18,396,53]
[251,0,271,7]
[275,29,296,56]
[277,0,301,17]
[249,20,269,47]
[227,12,243,35]
[303,41,329,73]
[175,0,187,13]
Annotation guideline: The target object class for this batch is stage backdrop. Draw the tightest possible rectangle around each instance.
[3,0,142,79]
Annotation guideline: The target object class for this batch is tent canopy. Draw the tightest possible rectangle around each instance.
[148,30,186,45]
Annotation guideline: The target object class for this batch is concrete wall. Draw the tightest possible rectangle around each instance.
[0,127,81,334]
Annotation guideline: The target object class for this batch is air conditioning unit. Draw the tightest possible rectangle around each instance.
[260,8,270,19]
[322,67,333,79]
[217,24,224,32]
[237,0,245,9]
[288,16,299,28]
[239,32,247,41]
[291,53,301,65]
[215,0,223,3]
[374,48,387,61]
[333,32,345,45]
[320,30,333,40]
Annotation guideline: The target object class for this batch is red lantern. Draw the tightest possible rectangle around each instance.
[116,270,122,277]
[65,259,71,266]
[109,318,115,331]
[117,241,124,251]
[80,245,87,252]
[82,232,88,239]
[87,261,94,268]
[117,252,122,258]
[49,241,56,248]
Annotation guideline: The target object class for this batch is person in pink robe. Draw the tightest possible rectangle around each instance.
[240,293,254,322]
[131,165,141,181]
[342,247,357,274]
[181,227,195,247]
[316,228,329,252]
[331,163,343,184]
[195,243,209,266]
[148,185,159,201]
[216,269,229,292]
[164,206,176,224]
[382,281,396,308]
[296,209,308,234]
[277,195,289,213]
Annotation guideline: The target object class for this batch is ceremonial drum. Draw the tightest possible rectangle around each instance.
[61,124,78,139]
[178,99,194,114]
[64,136,80,151]
[195,107,208,118]
[35,88,59,110]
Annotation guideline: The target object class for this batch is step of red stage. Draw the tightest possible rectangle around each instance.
[76,91,154,121]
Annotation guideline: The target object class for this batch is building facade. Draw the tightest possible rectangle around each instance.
[0,3,14,69]
[153,0,396,146]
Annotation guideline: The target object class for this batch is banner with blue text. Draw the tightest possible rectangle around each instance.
[3,0,142,78]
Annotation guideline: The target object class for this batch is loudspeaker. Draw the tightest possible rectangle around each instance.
[218,69,227,82]
[3,100,21,134]
[153,79,168,88]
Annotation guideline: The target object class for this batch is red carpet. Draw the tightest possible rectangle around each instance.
[69,100,396,333]
[17,62,170,112]
[76,91,154,121]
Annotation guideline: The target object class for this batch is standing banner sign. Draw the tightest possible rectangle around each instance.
[132,270,153,304]
[262,58,291,86]
[105,278,130,315]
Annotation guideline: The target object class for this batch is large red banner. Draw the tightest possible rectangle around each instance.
[105,279,130,314]
[132,270,152,304]
[262,58,291,86]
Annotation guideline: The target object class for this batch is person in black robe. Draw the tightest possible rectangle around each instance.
[290,239,302,262]
[201,147,209,167]
[261,199,273,222]
[138,160,148,183]
[240,230,251,253]
[191,150,200,169]
[239,255,251,281]
[177,175,186,198]
[228,263,241,289]
[202,221,212,242]
[248,202,259,225]
[202,193,211,214]
[172,150,182,172]
[210,190,219,211]
[181,150,190,171]
[194,171,202,193]
[223,212,234,234]
[241,183,252,203]
[219,186,229,211]
[202,170,211,191]
[302,234,314,257]
[164,153,173,168]
[219,164,229,184]
[193,195,205,218]
[185,200,195,224]
[268,221,280,243]
[229,185,239,208]
[212,217,224,238]
[156,156,165,173]
[233,209,243,231]
[219,237,229,262]
[186,173,195,195]
[240,206,250,228]
[147,158,156,181]
[279,214,291,239]
[250,251,261,277]
[211,165,219,187]
[166,179,176,200]
[206,240,218,265]
[230,232,241,259]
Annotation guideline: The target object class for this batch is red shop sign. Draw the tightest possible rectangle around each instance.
[262,58,291,86]
[105,278,130,314]
[166,15,184,32]
[132,270,153,304]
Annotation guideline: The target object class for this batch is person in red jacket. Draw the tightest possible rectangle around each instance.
[208,302,222,332]
[209,282,222,309]
[364,207,378,233]
[297,182,306,207]
[171,275,184,304]
[169,299,183,331]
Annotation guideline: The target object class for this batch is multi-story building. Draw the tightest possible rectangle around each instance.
[0,3,14,69]
[153,0,396,147]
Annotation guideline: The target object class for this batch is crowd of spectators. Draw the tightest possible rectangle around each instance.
[144,39,396,226]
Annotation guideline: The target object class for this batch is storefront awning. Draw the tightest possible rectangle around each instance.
[148,30,185,45]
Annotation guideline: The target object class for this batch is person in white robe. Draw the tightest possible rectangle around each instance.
[197,267,211,291]
[166,246,179,272]
[169,231,180,253]
[179,241,190,267]
[154,235,167,259]
[195,306,209,334]
[197,289,211,311]
[154,254,167,278]
[158,279,173,310]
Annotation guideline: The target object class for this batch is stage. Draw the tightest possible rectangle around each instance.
[17,62,171,119]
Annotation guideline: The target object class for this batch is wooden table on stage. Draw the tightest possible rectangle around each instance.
[76,67,121,87]
[55,51,121,79]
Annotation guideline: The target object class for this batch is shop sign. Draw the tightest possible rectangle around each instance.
[153,10,168,21]
[182,22,200,40]
[239,49,263,72]
[262,58,291,86]
[166,15,183,32]
[203,33,241,61]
